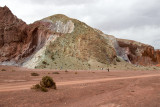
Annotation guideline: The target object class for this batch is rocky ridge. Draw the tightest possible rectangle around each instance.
[0,6,160,70]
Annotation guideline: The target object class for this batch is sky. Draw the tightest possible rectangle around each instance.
[0,0,160,49]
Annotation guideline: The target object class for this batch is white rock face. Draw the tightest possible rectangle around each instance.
[42,19,75,33]
[102,34,131,62]
[55,20,74,33]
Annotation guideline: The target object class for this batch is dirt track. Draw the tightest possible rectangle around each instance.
[1,65,160,107]
[1,74,160,92]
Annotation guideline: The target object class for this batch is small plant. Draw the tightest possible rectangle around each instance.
[51,55,55,61]
[32,84,41,90]
[31,76,56,92]
[113,61,117,65]
[31,72,39,76]
[31,84,48,92]
[75,72,78,74]
[12,70,16,72]
[40,86,48,92]
[1,69,6,71]
[65,70,68,73]
[116,57,121,62]
[42,61,49,65]
[153,67,157,70]
[40,76,56,89]
[52,72,60,74]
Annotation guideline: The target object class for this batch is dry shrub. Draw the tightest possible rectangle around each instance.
[31,76,56,92]
[31,72,39,76]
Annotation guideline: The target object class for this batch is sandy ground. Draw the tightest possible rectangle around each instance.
[0,65,160,107]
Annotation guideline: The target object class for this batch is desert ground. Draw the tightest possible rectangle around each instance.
[0,65,160,107]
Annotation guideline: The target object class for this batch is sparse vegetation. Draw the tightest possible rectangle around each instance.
[40,76,56,89]
[65,70,68,73]
[12,70,16,72]
[52,72,60,74]
[32,84,41,90]
[31,76,56,92]
[116,57,121,62]
[31,72,39,76]
[75,72,78,74]
[153,67,157,70]
[113,59,117,65]
[40,86,48,92]
[42,61,49,65]
[32,84,48,92]
[1,69,6,71]
[51,55,55,61]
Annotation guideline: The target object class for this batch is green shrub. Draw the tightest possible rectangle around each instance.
[31,72,39,76]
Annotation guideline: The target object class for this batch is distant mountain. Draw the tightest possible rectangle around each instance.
[0,6,160,70]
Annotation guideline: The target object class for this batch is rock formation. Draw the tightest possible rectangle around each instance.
[0,6,160,69]
[117,39,159,66]
[0,6,53,65]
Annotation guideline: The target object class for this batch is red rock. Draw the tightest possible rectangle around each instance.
[0,6,51,64]
[117,39,159,66]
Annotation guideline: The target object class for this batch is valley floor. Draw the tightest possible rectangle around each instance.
[0,65,160,107]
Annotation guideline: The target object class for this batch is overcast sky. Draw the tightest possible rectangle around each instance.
[0,0,160,49]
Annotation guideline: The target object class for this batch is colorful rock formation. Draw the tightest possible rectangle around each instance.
[0,6,160,69]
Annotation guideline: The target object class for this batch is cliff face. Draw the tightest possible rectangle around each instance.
[0,6,27,63]
[0,6,160,69]
[117,39,159,66]
[0,6,52,64]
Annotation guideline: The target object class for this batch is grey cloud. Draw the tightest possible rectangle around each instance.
[27,0,97,6]
[90,0,160,32]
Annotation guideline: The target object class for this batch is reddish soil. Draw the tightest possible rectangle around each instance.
[0,65,160,107]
